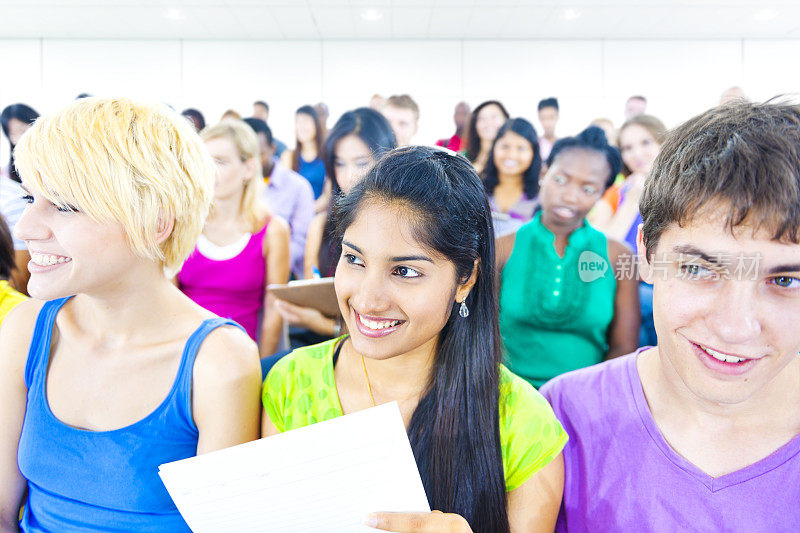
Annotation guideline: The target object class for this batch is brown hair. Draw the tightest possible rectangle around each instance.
[640,100,800,259]
[617,114,668,176]
[385,94,420,120]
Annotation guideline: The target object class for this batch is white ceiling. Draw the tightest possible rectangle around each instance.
[1,0,799,40]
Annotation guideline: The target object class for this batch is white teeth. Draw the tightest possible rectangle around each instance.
[360,315,401,331]
[31,253,71,267]
[703,346,746,364]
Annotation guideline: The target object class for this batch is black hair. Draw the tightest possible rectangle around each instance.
[482,118,542,199]
[465,100,510,163]
[243,117,273,146]
[538,97,559,112]
[333,146,509,533]
[547,126,622,189]
[180,108,206,132]
[0,214,14,280]
[75,93,93,100]
[1,103,39,184]
[253,100,269,111]
[318,107,396,275]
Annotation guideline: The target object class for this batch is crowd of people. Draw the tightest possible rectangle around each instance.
[1,85,799,532]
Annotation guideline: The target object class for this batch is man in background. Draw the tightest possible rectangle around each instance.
[625,95,647,120]
[381,94,419,147]
[436,101,470,152]
[252,100,287,157]
[537,97,560,161]
[244,117,313,279]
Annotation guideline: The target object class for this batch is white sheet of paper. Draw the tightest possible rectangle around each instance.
[159,402,430,532]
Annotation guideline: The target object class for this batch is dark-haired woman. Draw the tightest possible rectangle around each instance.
[274,108,396,339]
[281,105,326,211]
[1,103,39,294]
[464,100,510,175]
[498,127,640,388]
[0,214,25,326]
[483,118,542,235]
[263,146,566,533]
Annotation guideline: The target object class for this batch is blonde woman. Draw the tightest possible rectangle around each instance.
[0,98,262,531]
[178,120,290,357]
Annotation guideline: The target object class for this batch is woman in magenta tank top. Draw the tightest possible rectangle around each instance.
[178,120,290,357]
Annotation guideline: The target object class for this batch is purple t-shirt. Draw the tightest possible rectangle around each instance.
[540,352,800,532]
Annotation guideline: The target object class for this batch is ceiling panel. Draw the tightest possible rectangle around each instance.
[0,1,799,39]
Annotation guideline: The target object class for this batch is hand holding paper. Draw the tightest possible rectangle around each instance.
[159,402,430,532]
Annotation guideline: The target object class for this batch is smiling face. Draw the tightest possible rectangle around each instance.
[15,184,145,300]
[619,123,661,175]
[640,208,800,405]
[475,104,507,143]
[492,130,535,177]
[538,148,609,233]
[334,200,465,361]
[333,134,374,194]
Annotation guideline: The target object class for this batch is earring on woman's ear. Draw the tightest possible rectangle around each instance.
[459,300,469,318]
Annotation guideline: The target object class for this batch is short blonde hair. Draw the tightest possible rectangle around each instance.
[14,97,215,275]
[201,120,267,233]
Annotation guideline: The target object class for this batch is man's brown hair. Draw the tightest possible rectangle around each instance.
[641,100,800,258]
[385,94,419,120]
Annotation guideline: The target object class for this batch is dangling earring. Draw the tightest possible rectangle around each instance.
[459,300,469,318]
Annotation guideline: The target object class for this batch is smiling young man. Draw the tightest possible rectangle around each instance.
[540,101,800,531]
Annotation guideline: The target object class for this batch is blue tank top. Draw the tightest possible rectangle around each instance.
[298,156,325,199]
[17,297,244,532]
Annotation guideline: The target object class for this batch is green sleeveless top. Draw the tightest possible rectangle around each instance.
[499,212,616,388]
[262,337,567,492]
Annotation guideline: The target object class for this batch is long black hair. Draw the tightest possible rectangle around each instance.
[483,117,542,199]
[547,125,622,189]
[0,215,15,281]
[333,146,509,533]
[318,107,395,276]
[1,103,39,184]
[464,100,509,163]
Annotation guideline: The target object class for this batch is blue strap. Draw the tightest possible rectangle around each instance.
[24,297,72,389]
[176,317,247,431]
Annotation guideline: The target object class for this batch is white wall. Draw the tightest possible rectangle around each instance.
[1,38,799,164]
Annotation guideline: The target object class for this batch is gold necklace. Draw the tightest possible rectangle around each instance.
[361,354,376,407]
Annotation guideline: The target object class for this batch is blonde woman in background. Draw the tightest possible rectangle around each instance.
[178,120,290,358]
[0,98,262,531]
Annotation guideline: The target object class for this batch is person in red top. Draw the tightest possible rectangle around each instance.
[436,101,470,152]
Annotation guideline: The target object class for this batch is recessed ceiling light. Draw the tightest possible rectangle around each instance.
[360,8,383,22]
[755,8,778,22]
[164,8,184,21]
[562,8,581,21]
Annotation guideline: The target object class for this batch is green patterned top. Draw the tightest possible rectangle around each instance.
[500,212,616,388]
[262,337,568,492]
